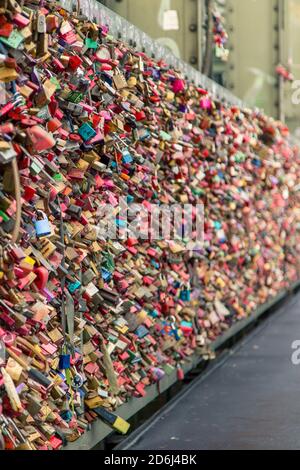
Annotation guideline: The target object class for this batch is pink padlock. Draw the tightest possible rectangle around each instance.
[27,125,55,152]
[172,78,185,94]
[200,97,212,110]
[177,367,185,381]
[34,267,49,290]
[2,332,16,347]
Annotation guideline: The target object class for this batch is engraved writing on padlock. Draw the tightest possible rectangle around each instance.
[34,211,51,238]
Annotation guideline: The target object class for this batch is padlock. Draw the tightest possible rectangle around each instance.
[33,266,49,290]
[0,0,297,451]
[59,354,71,370]
[26,125,55,152]
[33,211,51,238]
[72,373,84,389]
[93,407,130,435]
[180,281,191,301]
[150,367,165,382]
[67,204,82,219]
[177,366,184,381]
[78,122,97,142]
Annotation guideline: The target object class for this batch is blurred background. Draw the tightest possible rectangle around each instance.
[98,0,300,137]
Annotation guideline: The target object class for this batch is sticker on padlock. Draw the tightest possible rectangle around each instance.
[37,14,46,34]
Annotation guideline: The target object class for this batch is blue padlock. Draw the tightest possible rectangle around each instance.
[78,122,97,142]
[68,280,81,293]
[60,409,73,422]
[101,268,112,282]
[180,289,191,302]
[122,150,133,164]
[135,325,149,339]
[34,211,51,238]
[59,354,71,370]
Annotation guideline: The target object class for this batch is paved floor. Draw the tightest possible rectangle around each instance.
[125,293,300,450]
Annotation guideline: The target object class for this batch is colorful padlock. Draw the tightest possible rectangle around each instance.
[59,354,71,370]
[33,211,51,238]
[78,122,97,142]
[180,287,191,302]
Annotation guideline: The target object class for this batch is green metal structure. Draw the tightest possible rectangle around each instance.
[103,0,300,132]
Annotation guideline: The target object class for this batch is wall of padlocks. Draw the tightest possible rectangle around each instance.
[104,0,300,133]
[0,0,300,450]
[60,0,244,107]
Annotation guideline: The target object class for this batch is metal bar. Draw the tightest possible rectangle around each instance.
[202,0,214,77]
[197,0,204,72]
[278,0,285,122]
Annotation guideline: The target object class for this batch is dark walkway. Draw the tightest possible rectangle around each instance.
[124,293,300,450]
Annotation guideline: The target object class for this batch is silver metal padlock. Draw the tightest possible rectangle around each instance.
[0,146,17,164]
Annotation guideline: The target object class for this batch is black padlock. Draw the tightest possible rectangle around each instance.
[82,178,92,194]
[72,183,82,196]
[80,142,94,152]
[2,218,15,234]
[78,78,90,93]
[100,154,111,166]
[67,204,82,219]
[49,201,61,218]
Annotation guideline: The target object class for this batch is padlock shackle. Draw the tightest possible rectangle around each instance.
[35,209,46,218]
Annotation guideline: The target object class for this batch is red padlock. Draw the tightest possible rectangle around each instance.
[177,367,184,381]
[34,267,49,290]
